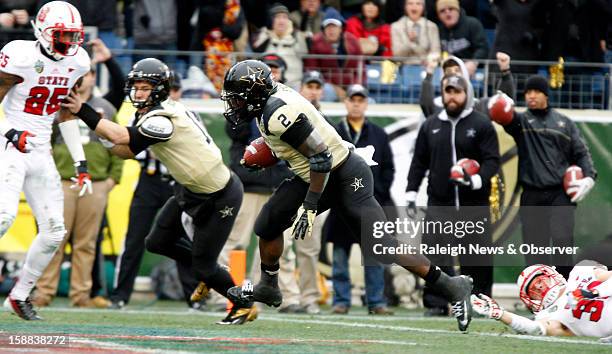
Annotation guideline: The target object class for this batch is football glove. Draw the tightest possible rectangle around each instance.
[450,166,472,187]
[567,177,594,203]
[70,161,93,197]
[471,294,504,320]
[568,288,599,310]
[291,204,316,240]
[5,129,36,153]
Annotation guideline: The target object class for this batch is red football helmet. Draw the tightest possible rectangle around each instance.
[517,264,567,313]
[31,1,84,59]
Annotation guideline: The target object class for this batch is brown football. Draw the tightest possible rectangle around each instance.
[489,96,514,125]
[242,137,278,168]
[563,165,583,198]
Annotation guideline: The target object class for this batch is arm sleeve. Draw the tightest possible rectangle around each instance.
[58,120,86,163]
[406,122,430,192]
[568,120,597,179]
[102,57,126,110]
[497,70,516,100]
[477,120,501,183]
[127,126,162,156]
[508,313,546,335]
[420,73,436,117]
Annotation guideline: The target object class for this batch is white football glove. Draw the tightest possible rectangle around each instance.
[471,294,504,320]
[70,161,93,197]
[567,177,594,203]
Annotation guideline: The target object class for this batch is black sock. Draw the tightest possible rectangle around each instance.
[424,264,442,284]
[261,263,280,276]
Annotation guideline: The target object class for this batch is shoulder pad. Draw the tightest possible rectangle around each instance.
[138,115,174,140]
[0,40,36,70]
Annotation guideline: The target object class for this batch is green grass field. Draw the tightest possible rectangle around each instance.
[0,298,608,353]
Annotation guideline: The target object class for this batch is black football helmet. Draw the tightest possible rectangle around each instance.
[221,60,276,126]
[125,58,171,108]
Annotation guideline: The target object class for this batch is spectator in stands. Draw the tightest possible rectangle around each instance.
[109,72,201,310]
[300,70,325,109]
[259,53,288,84]
[0,1,36,45]
[345,0,391,57]
[304,7,362,100]
[290,0,325,37]
[327,84,395,315]
[489,0,540,74]
[391,0,440,64]
[33,65,124,309]
[420,53,515,117]
[87,38,126,110]
[252,4,308,87]
[131,0,178,66]
[436,0,488,76]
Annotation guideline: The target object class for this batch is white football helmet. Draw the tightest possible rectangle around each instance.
[517,264,567,313]
[31,1,84,60]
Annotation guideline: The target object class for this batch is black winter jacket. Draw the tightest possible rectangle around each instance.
[503,108,597,189]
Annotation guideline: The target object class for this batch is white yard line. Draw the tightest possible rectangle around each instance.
[34,307,607,347]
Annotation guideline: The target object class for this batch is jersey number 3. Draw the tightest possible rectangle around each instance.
[24,86,69,115]
[572,299,604,322]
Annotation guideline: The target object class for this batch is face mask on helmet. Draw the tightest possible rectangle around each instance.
[50,28,83,56]
[518,265,567,313]
[221,60,276,127]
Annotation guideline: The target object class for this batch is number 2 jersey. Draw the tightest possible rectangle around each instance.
[255,83,349,182]
[0,40,90,148]
[536,263,612,337]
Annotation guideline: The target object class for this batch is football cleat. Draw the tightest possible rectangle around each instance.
[216,305,258,325]
[227,280,283,308]
[449,275,473,332]
[190,281,210,303]
[4,296,42,320]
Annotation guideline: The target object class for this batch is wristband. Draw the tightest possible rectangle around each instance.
[76,103,102,130]
[303,190,321,210]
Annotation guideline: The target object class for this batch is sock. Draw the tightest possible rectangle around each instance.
[424,264,442,284]
[11,235,59,301]
[261,263,280,276]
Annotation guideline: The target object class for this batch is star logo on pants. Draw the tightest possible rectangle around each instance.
[219,206,234,218]
[350,177,364,192]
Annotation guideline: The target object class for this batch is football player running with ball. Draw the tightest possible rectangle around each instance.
[222,60,474,332]
[61,58,257,325]
[472,261,612,342]
[0,1,93,320]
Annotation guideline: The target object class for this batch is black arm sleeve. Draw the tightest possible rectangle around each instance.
[127,126,162,156]
[420,73,436,117]
[569,120,597,179]
[102,57,126,110]
[477,121,501,183]
[280,113,315,150]
[497,70,516,100]
[406,122,430,192]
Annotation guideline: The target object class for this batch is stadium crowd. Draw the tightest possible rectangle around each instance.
[0,0,608,322]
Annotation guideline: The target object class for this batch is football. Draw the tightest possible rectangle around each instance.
[488,95,514,126]
[242,137,278,168]
[563,165,584,198]
[457,158,480,175]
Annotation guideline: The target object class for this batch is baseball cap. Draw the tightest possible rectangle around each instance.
[346,84,369,98]
[259,54,287,70]
[302,70,325,86]
[442,75,467,91]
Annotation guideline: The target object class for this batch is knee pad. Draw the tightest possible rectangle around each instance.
[0,212,16,237]
[38,218,66,254]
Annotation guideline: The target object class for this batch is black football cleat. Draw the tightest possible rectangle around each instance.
[227,280,283,308]
[448,275,473,332]
[4,296,42,321]
[216,305,258,325]
[227,281,255,309]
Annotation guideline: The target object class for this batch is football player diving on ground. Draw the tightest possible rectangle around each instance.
[472,261,612,342]
[61,58,257,325]
[221,60,474,332]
